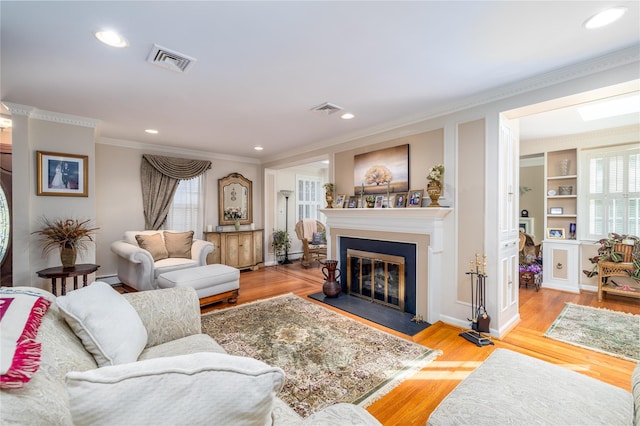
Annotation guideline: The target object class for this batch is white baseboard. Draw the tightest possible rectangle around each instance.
[96,275,120,285]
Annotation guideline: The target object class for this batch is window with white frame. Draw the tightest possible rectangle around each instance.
[296,175,322,221]
[583,144,639,240]
[165,176,204,235]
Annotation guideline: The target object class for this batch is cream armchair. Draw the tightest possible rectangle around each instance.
[110,230,214,292]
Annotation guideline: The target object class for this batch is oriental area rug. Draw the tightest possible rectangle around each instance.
[201,293,440,418]
[544,303,640,362]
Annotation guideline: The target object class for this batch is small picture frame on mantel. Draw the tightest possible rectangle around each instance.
[407,190,423,208]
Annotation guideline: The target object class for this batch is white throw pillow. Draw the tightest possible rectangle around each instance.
[56,281,147,367]
[66,352,285,426]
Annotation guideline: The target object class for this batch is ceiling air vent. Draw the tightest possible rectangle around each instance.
[146,44,197,73]
[311,102,344,115]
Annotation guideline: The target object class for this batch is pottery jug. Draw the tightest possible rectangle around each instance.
[321,260,342,298]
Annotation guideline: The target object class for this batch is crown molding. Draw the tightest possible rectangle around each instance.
[1,102,98,128]
[97,137,261,165]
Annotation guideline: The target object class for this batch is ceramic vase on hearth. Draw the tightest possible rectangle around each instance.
[321,260,341,298]
[426,181,442,207]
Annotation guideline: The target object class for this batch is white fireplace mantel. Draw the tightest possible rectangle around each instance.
[321,208,452,251]
[321,207,452,323]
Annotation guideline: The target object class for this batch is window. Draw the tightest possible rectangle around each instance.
[166,176,204,235]
[583,145,639,239]
[296,175,322,221]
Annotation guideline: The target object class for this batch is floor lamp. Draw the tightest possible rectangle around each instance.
[280,190,293,264]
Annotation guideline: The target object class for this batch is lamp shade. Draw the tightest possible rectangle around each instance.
[280,190,293,198]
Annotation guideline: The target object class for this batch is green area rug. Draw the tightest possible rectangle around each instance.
[544,303,640,362]
[201,293,439,418]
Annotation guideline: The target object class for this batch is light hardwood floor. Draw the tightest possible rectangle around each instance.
[198,262,639,426]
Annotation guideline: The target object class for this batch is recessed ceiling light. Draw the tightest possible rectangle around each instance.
[145,129,159,134]
[341,113,355,120]
[95,30,129,48]
[254,146,264,151]
[578,94,640,121]
[584,7,627,29]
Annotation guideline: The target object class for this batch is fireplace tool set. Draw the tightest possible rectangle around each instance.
[459,254,494,347]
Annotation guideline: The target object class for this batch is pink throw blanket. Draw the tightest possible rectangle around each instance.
[0,290,51,389]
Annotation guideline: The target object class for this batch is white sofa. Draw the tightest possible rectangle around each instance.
[0,285,380,425]
[110,230,214,292]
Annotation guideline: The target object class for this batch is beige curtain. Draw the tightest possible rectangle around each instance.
[141,154,211,230]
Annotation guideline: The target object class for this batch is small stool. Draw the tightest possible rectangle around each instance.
[157,264,240,307]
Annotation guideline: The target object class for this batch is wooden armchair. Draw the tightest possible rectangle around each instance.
[294,219,327,268]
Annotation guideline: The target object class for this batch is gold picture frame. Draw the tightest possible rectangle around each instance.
[36,151,88,197]
[334,194,346,208]
[393,192,407,208]
[407,190,423,208]
[546,227,565,239]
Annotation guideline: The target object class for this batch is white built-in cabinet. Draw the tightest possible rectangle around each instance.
[542,240,580,293]
[498,118,520,313]
[542,149,580,292]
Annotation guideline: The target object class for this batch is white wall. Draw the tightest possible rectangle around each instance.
[7,106,98,290]
[95,140,263,278]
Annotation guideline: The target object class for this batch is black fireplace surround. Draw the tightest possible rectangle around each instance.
[339,237,417,315]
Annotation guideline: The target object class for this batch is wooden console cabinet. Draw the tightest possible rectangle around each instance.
[204,230,263,271]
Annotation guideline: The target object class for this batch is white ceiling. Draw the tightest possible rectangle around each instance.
[1,1,639,160]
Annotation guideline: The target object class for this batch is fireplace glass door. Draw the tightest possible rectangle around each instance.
[347,249,405,311]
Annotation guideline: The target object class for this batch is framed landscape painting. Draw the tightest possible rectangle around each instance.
[353,144,409,195]
[37,151,88,197]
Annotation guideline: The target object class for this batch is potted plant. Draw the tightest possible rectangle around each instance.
[272,229,291,264]
[519,262,542,287]
[224,207,244,231]
[426,164,444,207]
[583,233,639,280]
[32,217,99,268]
[365,195,376,208]
[323,182,335,208]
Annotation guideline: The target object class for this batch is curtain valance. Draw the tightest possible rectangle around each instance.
[142,154,211,180]
[140,154,212,230]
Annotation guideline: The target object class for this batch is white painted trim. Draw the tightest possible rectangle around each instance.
[3,102,99,128]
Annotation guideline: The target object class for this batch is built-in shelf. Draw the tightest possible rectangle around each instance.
[545,149,578,233]
[547,175,577,180]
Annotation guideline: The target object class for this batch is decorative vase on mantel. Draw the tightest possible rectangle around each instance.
[234,220,241,231]
[325,193,334,209]
[60,244,77,269]
[426,181,442,207]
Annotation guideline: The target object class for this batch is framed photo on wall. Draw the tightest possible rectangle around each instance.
[36,151,88,197]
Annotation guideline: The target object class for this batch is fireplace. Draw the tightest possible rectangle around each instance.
[321,208,452,323]
[347,249,405,311]
[340,237,416,314]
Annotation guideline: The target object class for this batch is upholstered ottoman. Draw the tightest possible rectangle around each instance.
[157,264,240,307]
